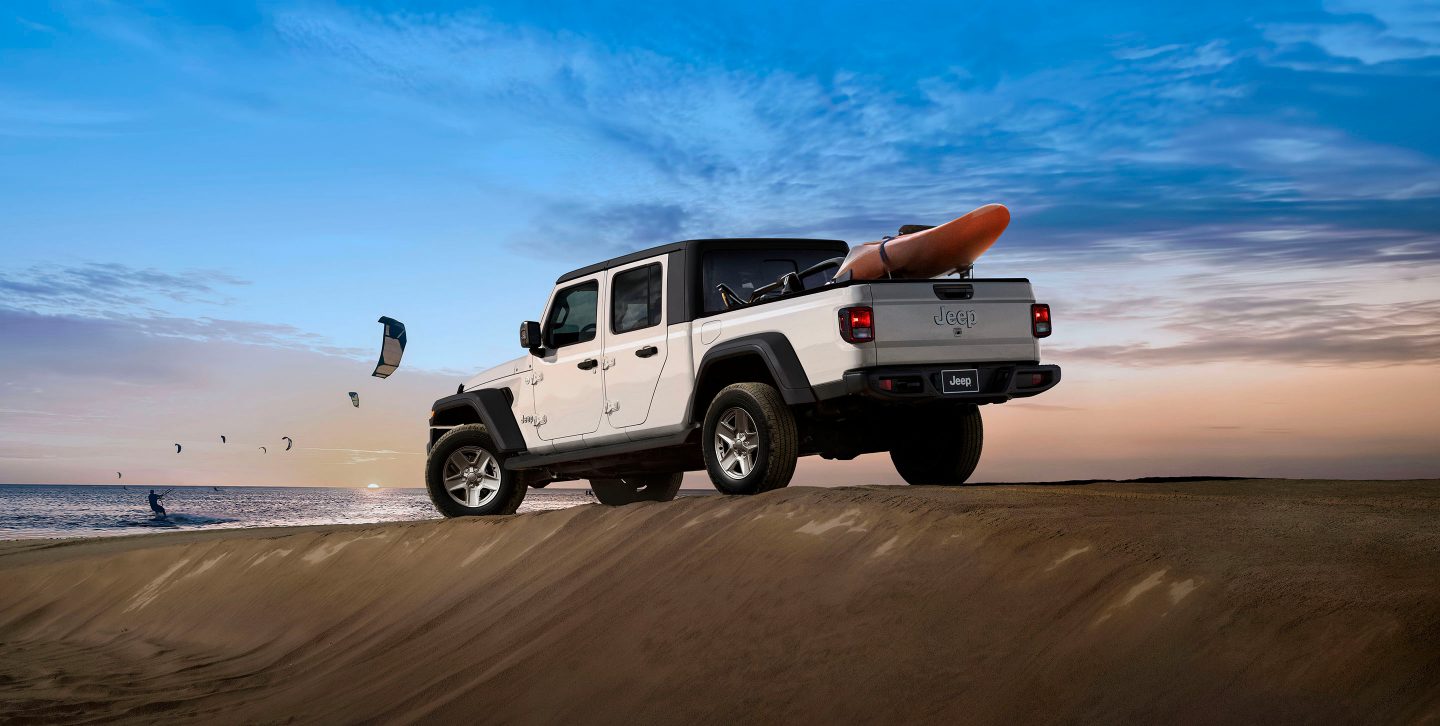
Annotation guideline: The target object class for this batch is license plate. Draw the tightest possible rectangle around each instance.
[940,369,979,394]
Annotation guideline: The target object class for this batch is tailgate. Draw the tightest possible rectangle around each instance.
[867,279,1040,365]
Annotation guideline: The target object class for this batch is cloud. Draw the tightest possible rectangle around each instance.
[0,262,374,361]
[1262,1,1440,65]
[0,263,248,316]
[0,307,375,390]
[1007,222,1440,272]
[0,408,114,420]
[130,315,368,358]
[515,201,695,260]
[250,6,1440,271]
[0,92,134,137]
[1051,285,1440,367]
[15,17,58,34]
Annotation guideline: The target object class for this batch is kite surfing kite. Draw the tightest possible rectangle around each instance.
[372,316,407,378]
[220,435,227,443]
[259,446,267,454]
[349,391,360,408]
[174,443,182,453]
[282,436,294,451]
[116,471,122,479]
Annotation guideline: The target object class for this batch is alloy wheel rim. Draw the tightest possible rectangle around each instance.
[714,407,759,481]
[443,445,502,508]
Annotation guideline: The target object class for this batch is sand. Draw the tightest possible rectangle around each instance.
[2,479,1439,724]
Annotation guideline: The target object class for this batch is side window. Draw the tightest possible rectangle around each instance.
[610,263,663,334]
[701,249,841,313]
[544,281,599,348]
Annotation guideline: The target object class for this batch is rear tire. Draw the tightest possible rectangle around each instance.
[588,473,683,506]
[889,405,984,486]
[702,382,798,495]
[425,424,528,516]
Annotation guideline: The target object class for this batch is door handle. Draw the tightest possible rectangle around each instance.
[635,346,658,358]
[577,358,598,370]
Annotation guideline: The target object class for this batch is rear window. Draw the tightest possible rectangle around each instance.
[611,263,663,333]
[701,248,840,313]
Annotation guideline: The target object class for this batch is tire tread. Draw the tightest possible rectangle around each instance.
[702,382,798,494]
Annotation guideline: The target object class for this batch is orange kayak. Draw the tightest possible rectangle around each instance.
[836,204,1010,280]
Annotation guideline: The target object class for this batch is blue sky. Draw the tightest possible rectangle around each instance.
[2,1,1438,485]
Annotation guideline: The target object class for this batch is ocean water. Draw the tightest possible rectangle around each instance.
[0,485,632,540]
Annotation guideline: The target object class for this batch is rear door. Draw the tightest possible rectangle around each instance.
[869,280,1040,365]
[532,276,605,441]
[602,258,668,429]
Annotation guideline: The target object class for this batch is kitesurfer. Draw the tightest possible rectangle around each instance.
[148,489,169,519]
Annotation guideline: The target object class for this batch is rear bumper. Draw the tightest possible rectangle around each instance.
[813,362,1061,404]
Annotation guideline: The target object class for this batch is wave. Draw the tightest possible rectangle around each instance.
[112,513,237,528]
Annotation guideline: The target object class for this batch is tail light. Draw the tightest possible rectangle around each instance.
[1031,304,1052,338]
[839,306,874,343]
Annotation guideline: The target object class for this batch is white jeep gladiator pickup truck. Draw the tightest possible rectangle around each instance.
[425,236,1060,515]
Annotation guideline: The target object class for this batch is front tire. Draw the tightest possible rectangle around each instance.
[701,382,798,495]
[589,473,683,506]
[425,424,528,517]
[889,405,984,486]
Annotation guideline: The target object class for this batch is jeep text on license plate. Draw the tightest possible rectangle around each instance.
[940,369,979,394]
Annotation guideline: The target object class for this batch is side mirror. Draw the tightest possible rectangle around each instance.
[520,321,542,351]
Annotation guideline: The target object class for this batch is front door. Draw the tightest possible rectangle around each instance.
[603,259,668,429]
[532,276,605,441]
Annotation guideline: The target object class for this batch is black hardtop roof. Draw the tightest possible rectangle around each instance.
[555,237,849,284]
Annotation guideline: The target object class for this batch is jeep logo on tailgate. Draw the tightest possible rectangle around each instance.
[933,307,976,337]
[933,308,976,327]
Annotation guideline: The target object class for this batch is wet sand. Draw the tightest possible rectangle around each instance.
[2,479,1439,724]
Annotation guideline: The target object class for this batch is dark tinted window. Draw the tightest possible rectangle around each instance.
[611,263,663,334]
[701,248,840,313]
[545,281,598,348]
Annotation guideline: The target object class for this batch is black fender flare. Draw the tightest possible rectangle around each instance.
[429,388,527,453]
[694,332,815,409]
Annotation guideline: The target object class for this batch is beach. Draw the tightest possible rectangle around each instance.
[3,479,1439,724]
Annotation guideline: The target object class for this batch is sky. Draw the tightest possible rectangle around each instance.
[1,0,1437,487]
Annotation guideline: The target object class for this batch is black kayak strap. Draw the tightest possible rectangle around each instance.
[878,237,895,278]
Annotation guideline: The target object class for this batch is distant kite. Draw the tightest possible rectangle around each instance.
[371,316,407,379]
[116,471,122,479]
[259,446,267,454]
[349,391,360,408]
[282,436,294,451]
[220,435,227,443]
[174,443,182,453]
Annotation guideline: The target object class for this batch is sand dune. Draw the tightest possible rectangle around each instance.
[2,480,1439,724]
